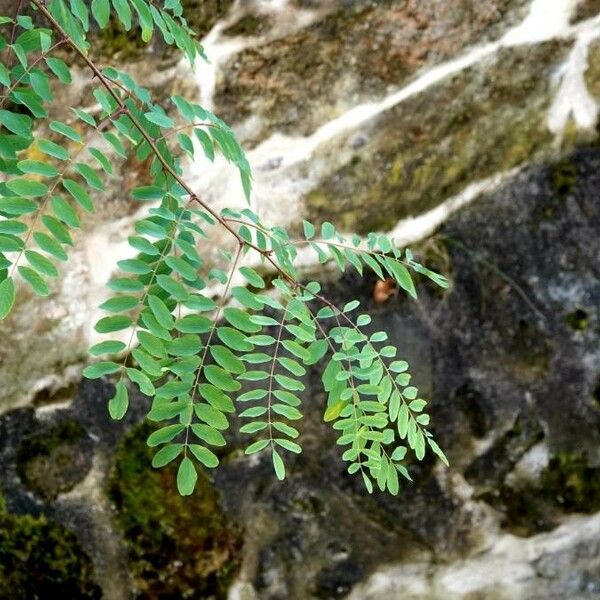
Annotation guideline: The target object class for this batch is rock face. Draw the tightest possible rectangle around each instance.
[3,0,600,599]
[212,146,600,598]
[0,382,242,599]
[303,41,567,232]
[3,146,600,598]
[214,0,530,143]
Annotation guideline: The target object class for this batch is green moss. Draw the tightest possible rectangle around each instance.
[507,319,552,381]
[16,420,93,501]
[540,452,600,512]
[488,486,556,537]
[565,308,589,331]
[593,376,600,406]
[182,0,234,38]
[106,423,241,599]
[215,0,530,142]
[0,495,101,598]
[486,451,600,537]
[533,157,581,223]
[550,158,578,196]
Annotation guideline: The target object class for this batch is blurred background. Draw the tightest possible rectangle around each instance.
[2,0,600,598]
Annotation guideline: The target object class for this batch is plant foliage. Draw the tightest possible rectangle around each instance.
[0,0,449,496]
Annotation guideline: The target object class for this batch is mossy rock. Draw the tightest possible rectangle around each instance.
[477,450,600,537]
[215,0,529,143]
[550,158,579,197]
[586,39,600,103]
[106,423,241,599]
[564,307,590,331]
[16,419,93,502]
[304,42,570,234]
[540,453,600,513]
[0,495,101,598]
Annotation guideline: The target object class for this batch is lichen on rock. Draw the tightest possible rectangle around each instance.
[304,41,571,233]
[214,0,530,144]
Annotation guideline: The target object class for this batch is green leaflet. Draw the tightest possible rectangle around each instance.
[0,221,27,235]
[245,439,269,455]
[111,0,132,30]
[6,178,47,197]
[152,444,182,468]
[38,138,69,160]
[82,361,121,379]
[0,277,15,320]
[18,266,49,295]
[204,365,241,392]
[3,0,450,496]
[0,64,10,87]
[238,266,265,288]
[0,110,32,137]
[191,424,226,447]
[147,424,184,447]
[189,444,219,468]
[175,314,211,334]
[49,120,82,142]
[272,448,285,480]
[275,439,302,454]
[95,315,132,333]
[45,57,72,83]
[132,185,164,201]
[130,0,154,42]
[144,110,174,128]
[41,216,74,246]
[0,235,23,252]
[17,160,58,177]
[0,198,37,215]
[194,403,228,430]
[108,381,129,420]
[223,307,261,333]
[74,163,104,190]
[25,250,59,278]
[91,0,110,28]
[210,345,244,374]
[176,456,196,496]
[88,147,113,174]
[63,179,94,212]
[89,340,126,356]
[148,294,174,329]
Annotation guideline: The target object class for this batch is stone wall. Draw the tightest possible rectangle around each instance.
[2,1,600,598]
